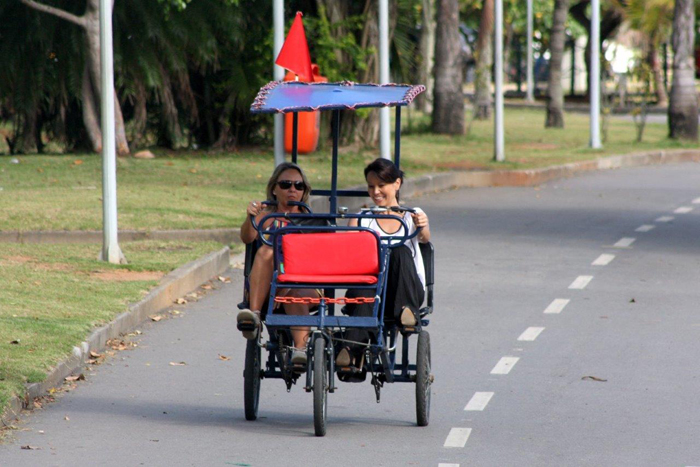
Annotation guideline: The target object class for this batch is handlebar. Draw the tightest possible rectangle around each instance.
[249,200,314,245]
[254,206,422,248]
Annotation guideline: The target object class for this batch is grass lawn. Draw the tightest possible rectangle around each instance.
[0,108,693,233]
[0,240,232,421]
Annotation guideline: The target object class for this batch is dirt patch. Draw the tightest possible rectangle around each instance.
[91,270,165,282]
[512,142,559,151]
[5,255,35,263]
[433,161,489,170]
[33,262,72,272]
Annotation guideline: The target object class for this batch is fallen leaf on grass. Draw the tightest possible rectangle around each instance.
[150,315,163,322]
[21,445,41,450]
[73,159,83,166]
[89,351,101,358]
[33,401,43,409]
[582,376,607,382]
[218,354,231,361]
[175,298,187,305]
[169,361,187,366]
[65,374,85,382]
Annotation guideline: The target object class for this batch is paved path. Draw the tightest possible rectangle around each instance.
[2,163,700,466]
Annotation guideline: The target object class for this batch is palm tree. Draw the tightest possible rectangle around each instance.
[668,0,698,140]
[545,0,570,127]
[432,0,465,134]
[474,0,494,120]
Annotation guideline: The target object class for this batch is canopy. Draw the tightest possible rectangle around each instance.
[250,81,425,114]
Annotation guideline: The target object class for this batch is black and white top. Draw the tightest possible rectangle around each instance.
[359,210,426,290]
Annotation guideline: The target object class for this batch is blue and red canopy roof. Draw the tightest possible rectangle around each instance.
[250,81,425,114]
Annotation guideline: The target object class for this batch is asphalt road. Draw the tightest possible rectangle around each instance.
[2,162,700,467]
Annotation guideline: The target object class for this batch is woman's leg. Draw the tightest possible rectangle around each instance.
[282,288,315,349]
[385,245,425,322]
[248,245,274,312]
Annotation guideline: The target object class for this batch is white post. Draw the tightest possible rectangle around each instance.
[494,0,505,161]
[379,0,391,159]
[526,0,534,102]
[99,0,125,264]
[273,0,285,166]
[589,0,602,148]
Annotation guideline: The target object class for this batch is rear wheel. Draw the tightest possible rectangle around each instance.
[244,338,261,421]
[416,330,431,427]
[313,335,328,436]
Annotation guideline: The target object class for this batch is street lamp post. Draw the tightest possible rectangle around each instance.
[99,0,125,264]
[494,0,505,161]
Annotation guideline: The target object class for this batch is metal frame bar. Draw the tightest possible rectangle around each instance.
[394,106,401,170]
[291,112,298,164]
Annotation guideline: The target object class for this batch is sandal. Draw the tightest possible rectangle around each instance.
[335,347,353,367]
[291,348,307,366]
[236,309,261,340]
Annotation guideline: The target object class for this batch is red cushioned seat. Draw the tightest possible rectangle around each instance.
[279,231,379,284]
[278,274,378,284]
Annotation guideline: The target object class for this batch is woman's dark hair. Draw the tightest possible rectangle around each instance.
[364,158,405,200]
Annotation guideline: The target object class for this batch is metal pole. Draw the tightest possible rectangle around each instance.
[330,110,340,214]
[99,0,124,264]
[526,0,534,102]
[494,0,505,161]
[379,0,390,159]
[590,0,601,148]
[273,0,285,166]
[291,112,298,164]
[394,107,401,169]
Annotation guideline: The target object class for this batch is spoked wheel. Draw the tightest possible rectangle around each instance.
[313,335,328,436]
[416,330,431,427]
[244,338,261,421]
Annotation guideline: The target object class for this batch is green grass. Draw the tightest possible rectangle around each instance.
[0,240,232,419]
[0,108,692,233]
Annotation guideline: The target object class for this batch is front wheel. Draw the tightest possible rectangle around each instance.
[415,330,431,427]
[313,335,328,436]
[244,338,261,421]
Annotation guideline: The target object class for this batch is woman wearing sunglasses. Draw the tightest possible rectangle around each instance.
[237,162,318,365]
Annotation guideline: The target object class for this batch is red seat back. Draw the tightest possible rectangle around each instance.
[281,231,379,277]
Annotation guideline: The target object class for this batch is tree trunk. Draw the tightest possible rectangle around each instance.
[23,0,130,155]
[81,64,103,152]
[417,0,436,113]
[668,0,698,140]
[432,0,464,134]
[474,0,494,120]
[546,0,569,128]
[648,42,668,107]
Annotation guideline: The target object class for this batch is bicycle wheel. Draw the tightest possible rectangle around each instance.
[244,338,261,421]
[415,330,431,427]
[313,335,328,436]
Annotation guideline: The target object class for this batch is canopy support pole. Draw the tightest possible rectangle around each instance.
[330,110,340,214]
[292,112,299,164]
[394,106,401,170]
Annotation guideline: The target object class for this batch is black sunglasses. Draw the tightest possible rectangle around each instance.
[277,180,305,191]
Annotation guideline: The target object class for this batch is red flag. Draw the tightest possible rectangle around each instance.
[275,12,313,82]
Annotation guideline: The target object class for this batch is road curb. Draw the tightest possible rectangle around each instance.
[1,246,231,428]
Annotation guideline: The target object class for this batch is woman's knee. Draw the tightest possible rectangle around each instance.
[254,245,274,263]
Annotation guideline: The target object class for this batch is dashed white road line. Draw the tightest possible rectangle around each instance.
[491,357,520,374]
[674,206,694,214]
[592,253,615,266]
[692,197,700,204]
[444,428,472,448]
[464,392,494,411]
[438,464,460,467]
[518,327,545,341]
[635,224,655,232]
[656,216,674,223]
[569,275,593,289]
[544,298,570,314]
[613,237,636,248]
